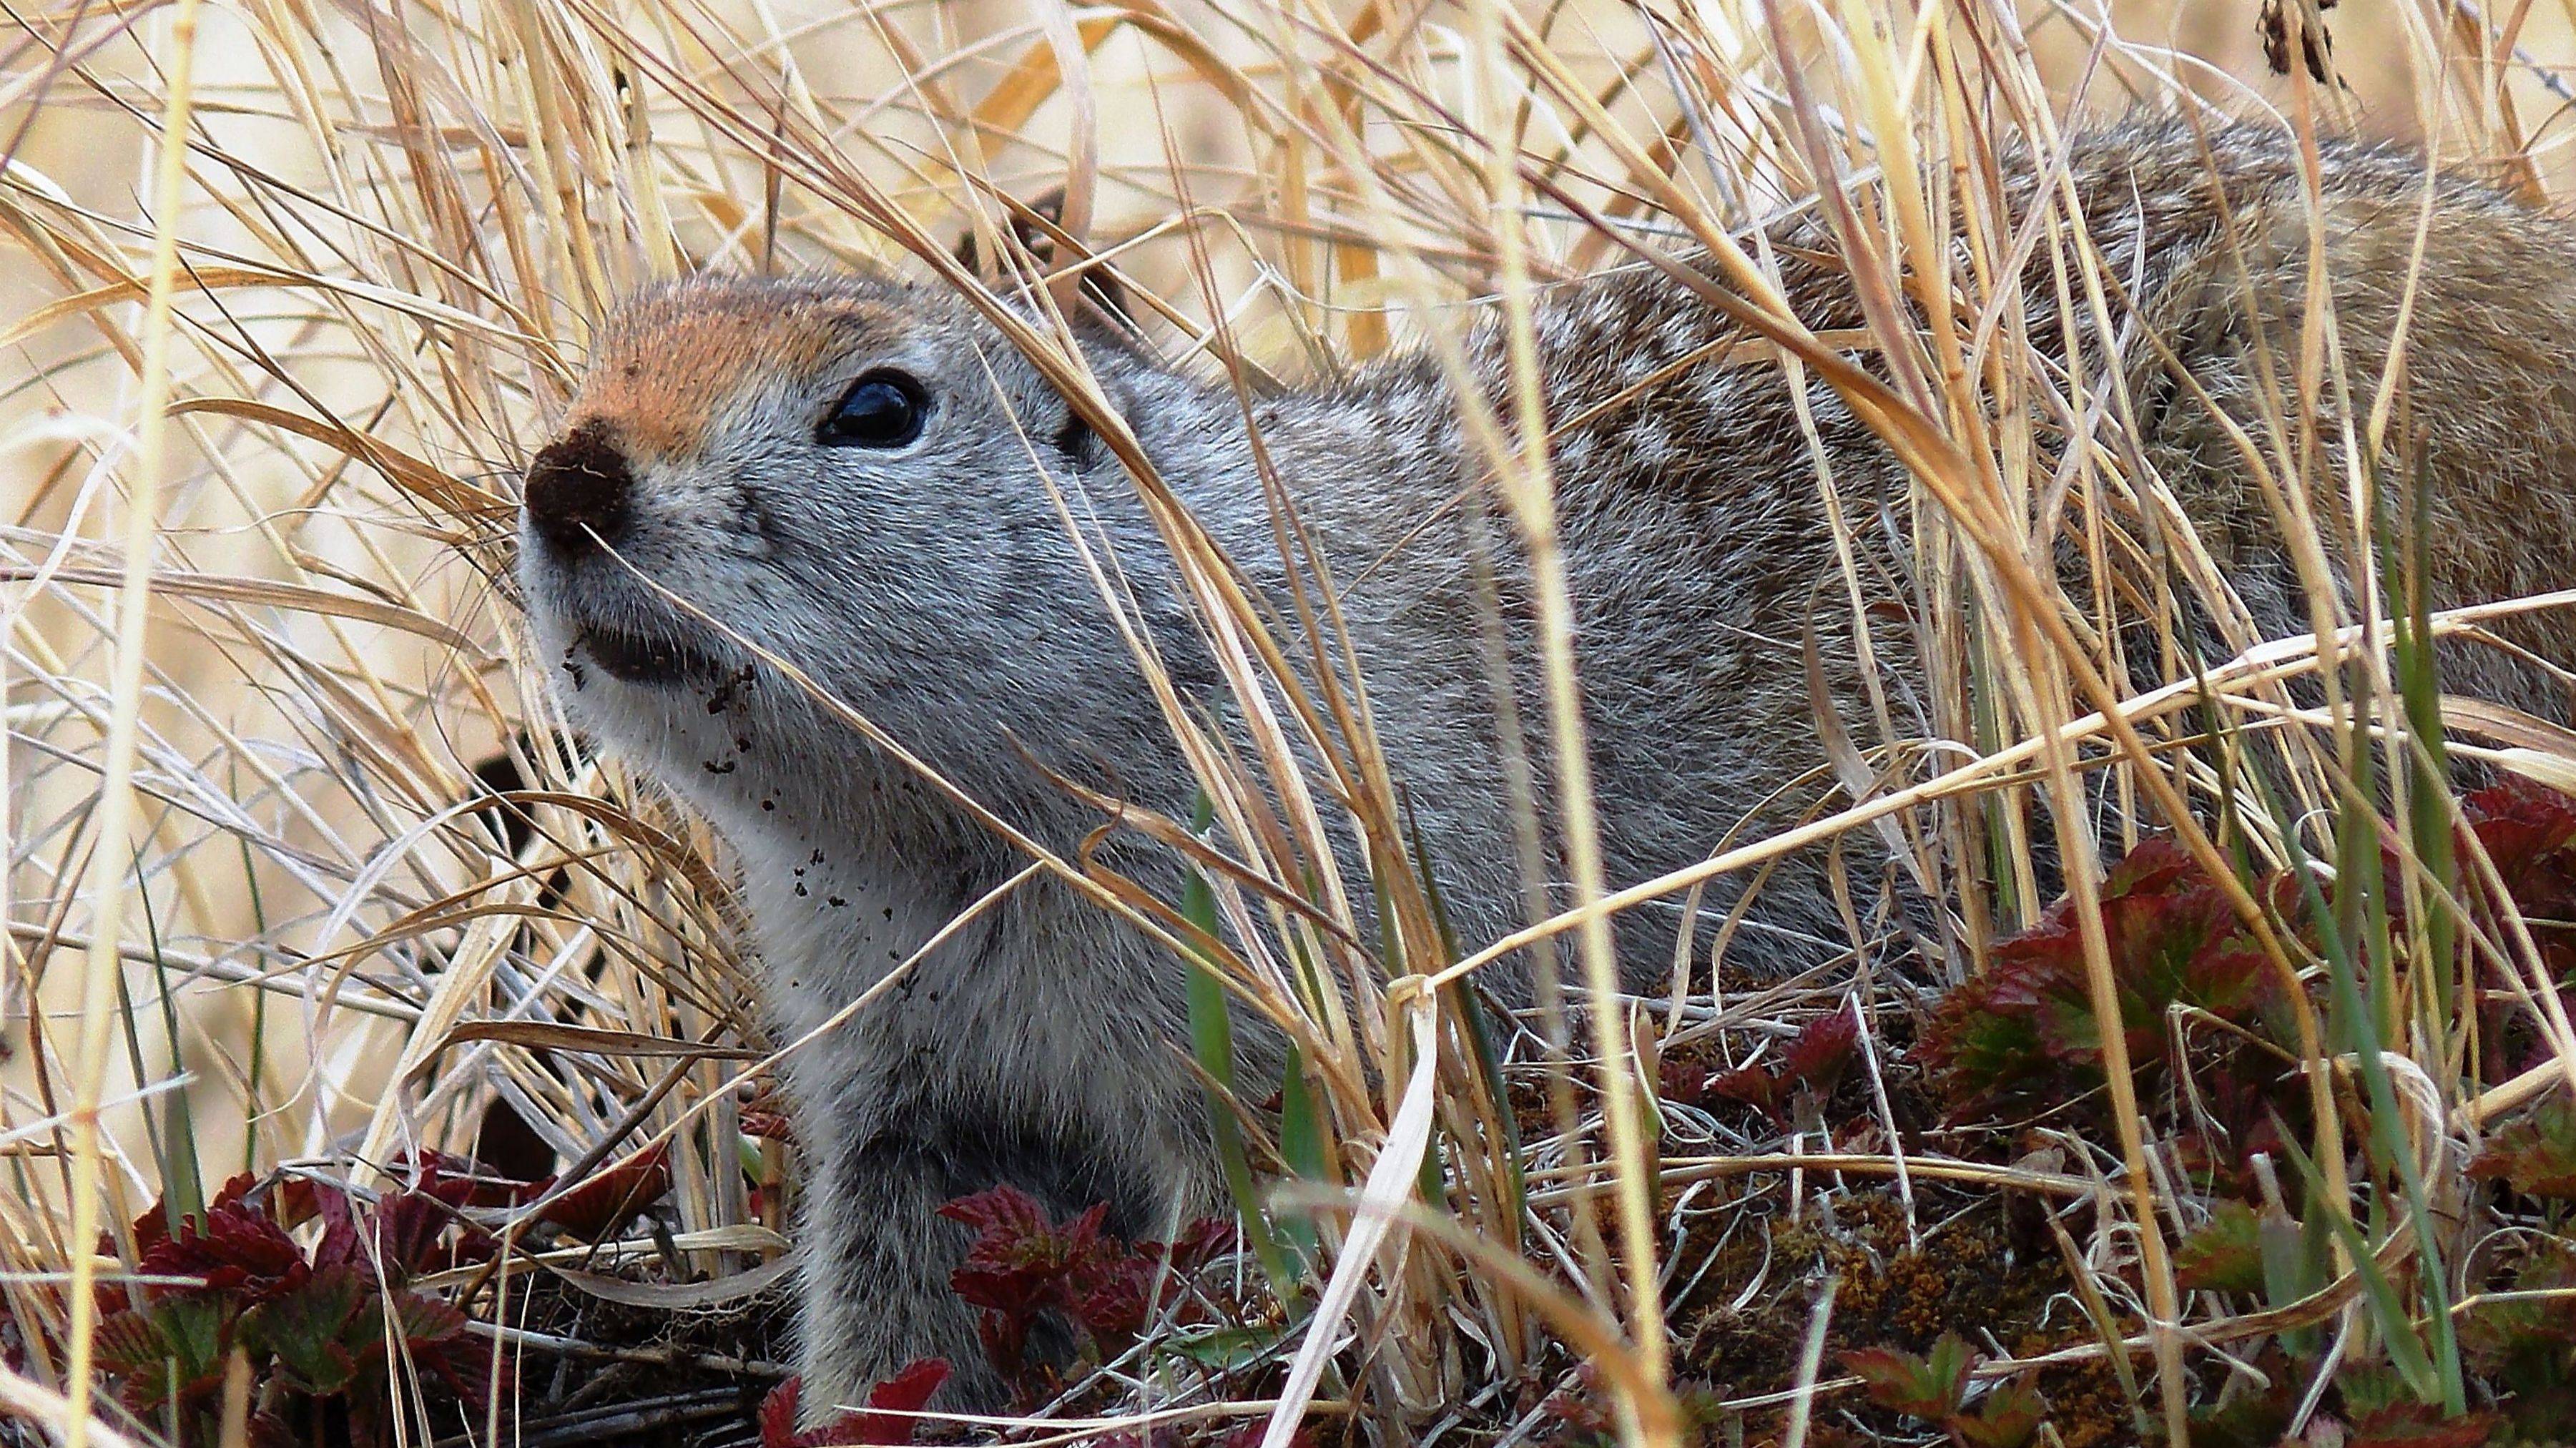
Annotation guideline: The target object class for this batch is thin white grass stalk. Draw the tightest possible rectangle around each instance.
[354,908,522,1168]
[1777,1276,1839,1448]
[1257,992,1437,1448]
[1266,1185,1678,1422]
[1465,1,1668,1427]
[217,1348,250,1448]
[61,3,201,1442]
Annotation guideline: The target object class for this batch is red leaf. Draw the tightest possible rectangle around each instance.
[1924,832,2291,1124]
[534,1143,672,1241]
[2469,1093,2576,1198]
[941,1186,1121,1314]
[1703,1066,1783,1123]
[137,1200,308,1303]
[938,1185,1149,1385]
[741,1107,796,1143]
[757,1374,806,1448]
[1955,1376,2048,1448]
[2103,834,2202,897]
[854,1359,949,1436]
[936,1183,1053,1245]
[388,1148,544,1208]
[271,1173,353,1233]
[1073,1253,1159,1344]
[759,1362,950,1447]
[1161,1217,1240,1271]
[206,1172,260,1215]
[1657,1055,1709,1106]
[1780,1003,1860,1093]
[2467,775,2576,842]
[2467,777,2576,976]
[91,1308,178,1377]
[2348,1404,2502,1448]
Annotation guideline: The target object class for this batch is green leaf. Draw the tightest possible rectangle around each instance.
[2261,1203,2329,1359]
[1159,1323,1279,1371]
[133,857,204,1233]
[238,1264,365,1395]
[2176,1200,2266,1295]
[153,1295,227,1381]
[1840,1334,1973,1421]
[1274,1043,1325,1269]
[1953,1376,2047,1448]
[2340,1363,2416,1419]
[2281,819,2467,1414]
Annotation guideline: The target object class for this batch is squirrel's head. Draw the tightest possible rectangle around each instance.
[517,271,1143,831]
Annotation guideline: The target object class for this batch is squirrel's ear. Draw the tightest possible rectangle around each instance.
[1048,374,1126,474]
[955,186,1142,350]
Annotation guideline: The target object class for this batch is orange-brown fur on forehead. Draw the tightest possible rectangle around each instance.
[568,279,900,463]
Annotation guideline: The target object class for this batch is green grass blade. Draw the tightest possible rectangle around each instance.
[1180,797,1297,1293]
[2287,814,2462,1412]
[2277,1129,2442,1405]
[113,852,197,1232]
[1276,1043,1325,1266]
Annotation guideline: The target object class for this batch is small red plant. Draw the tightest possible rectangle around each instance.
[937,1185,1237,1402]
[1841,1334,2046,1448]
[93,1168,502,1448]
[1921,836,2298,1176]
[91,1139,682,1447]
[1696,1002,1862,1128]
[2470,1093,2576,1199]
[757,1359,950,1447]
[2459,1234,2576,1440]
[2453,778,2576,1082]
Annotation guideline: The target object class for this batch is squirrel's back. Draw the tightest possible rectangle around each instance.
[1186,119,2576,966]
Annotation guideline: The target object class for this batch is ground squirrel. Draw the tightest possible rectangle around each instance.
[516,119,2576,1414]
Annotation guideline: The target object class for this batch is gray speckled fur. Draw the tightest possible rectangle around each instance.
[517,121,2576,1416]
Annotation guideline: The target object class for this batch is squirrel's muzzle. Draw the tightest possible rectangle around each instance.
[523,420,634,557]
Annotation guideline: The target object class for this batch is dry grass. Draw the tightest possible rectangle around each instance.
[5,0,2576,1445]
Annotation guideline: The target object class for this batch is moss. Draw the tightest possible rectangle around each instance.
[1661,1186,2137,1447]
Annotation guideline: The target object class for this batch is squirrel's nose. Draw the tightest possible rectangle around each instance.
[523,421,633,556]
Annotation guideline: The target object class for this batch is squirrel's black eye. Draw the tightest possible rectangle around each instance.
[819,372,928,449]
